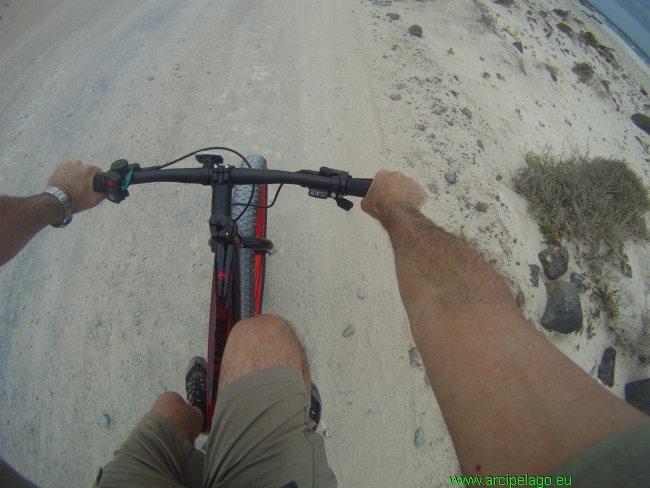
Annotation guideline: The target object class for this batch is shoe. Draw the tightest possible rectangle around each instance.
[309,382,322,432]
[186,356,208,433]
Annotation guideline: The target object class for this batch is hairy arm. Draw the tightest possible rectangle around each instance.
[362,170,649,476]
[0,160,104,267]
[0,195,66,266]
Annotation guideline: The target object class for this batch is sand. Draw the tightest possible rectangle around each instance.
[1,0,649,487]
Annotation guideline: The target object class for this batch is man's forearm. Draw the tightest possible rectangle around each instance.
[0,195,64,267]
[381,206,518,336]
[381,206,649,475]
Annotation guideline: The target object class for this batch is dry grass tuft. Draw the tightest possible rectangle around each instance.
[513,149,650,318]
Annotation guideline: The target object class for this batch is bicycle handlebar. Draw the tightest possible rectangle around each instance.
[93,160,373,206]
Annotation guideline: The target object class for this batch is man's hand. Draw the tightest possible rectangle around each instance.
[46,160,104,213]
[0,160,105,266]
[360,169,427,224]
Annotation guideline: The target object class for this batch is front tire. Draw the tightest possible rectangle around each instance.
[232,154,268,318]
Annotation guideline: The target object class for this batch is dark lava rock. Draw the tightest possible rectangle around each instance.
[475,202,488,212]
[570,273,587,293]
[417,124,426,131]
[625,378,650,415]
[461,107,473,119]
[409,25,423,38]
[451,90,459,98]
[444,171,457,184]
[538,247,569,280]
[513,41,523,54]
[529,265,540,288]
[387,13,400,20]
[598,347,616,387]
[540,281,583,334]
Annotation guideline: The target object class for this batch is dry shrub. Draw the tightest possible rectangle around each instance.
[513,150,650,319]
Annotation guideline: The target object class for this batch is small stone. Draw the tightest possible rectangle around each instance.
[343,325,355,337]
[98,414,110,428]
[424,373,431,387]
[625,378,650,415]
[598,347,616,387]
[127,234,135,242]
[172,189,178,195]
[135,311,141,317]
[477,140,484,150]
[391,44,399,51]
[396,83,407,89]
[622,262,633,278]
[409,347,422,368]
[93,320,101,327]
[373,1,391,6]
[414,428,426,448]
[357,289,365,299]
[529,265,540,288]
[444,171,457,184]
[427,182,439,194]
[461,107,473,119]
[538,247,569,280]
[387,13,400,20]
[516,290,526,309]
[417,124,426,131]
[147,76,154,81]
[389,94,402,101]
[475,202,488,212]
[451,90,459,97]
[408,25,423,38]
[540,281,583,334]
[570,273,587,293]
[513,41,523,54]
[323,429,330,437]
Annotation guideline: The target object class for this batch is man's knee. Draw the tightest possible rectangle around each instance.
[219,314,303,393]
[230,313,297,347]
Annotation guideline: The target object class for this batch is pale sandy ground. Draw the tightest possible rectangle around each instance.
[1,1,649,487]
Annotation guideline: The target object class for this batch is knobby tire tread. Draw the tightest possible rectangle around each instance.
[232,154,267,318]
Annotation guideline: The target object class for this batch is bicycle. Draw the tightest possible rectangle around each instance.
[93,147,372,432]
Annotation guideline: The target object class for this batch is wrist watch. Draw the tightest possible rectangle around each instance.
[43,186,73,228]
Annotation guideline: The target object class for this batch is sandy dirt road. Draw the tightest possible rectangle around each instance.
[0,1,454,486]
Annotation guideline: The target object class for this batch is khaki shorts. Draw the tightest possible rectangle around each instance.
[93,366,336,488]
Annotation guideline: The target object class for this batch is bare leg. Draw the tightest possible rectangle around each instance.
[218,314,311,402]
[150,391,203,444]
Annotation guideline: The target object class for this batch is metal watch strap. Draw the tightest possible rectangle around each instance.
[43,186,73,228]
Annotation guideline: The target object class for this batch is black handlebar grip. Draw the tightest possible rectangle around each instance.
[93,173,104,193]
[347,178,373,198]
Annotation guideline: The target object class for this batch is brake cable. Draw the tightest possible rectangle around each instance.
[140,146,263,221]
